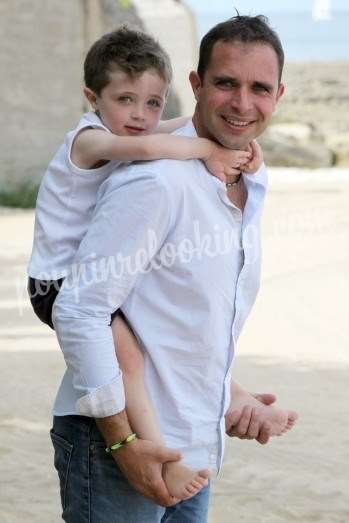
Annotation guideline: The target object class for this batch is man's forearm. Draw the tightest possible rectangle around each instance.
[96,410,133,448]
[96,410,181,507]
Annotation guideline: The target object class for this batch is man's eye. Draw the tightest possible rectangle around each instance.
[215,80,237,90]
[216,80,233,88]
[254,85,269,94]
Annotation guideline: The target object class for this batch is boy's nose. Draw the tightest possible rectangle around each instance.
[131,104,146,121]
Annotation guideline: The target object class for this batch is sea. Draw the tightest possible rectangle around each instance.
[194,10,349,62]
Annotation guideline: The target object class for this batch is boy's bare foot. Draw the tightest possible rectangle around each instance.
[226,388,298,437]
[163,462,210,500]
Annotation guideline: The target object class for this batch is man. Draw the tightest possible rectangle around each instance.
[52,15,289,522]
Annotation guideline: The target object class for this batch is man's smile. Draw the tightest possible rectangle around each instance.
[221,115,256,130]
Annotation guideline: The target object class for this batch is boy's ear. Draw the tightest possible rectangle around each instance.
[83,87,98,109]
[189,71,202,103]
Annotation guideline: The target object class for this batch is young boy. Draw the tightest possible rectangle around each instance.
[27,27,296,501]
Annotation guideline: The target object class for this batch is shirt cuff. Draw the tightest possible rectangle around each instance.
[76,375,125,418]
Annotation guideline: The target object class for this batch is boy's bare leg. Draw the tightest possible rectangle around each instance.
[112,314,210,500]
[226,381,298,437]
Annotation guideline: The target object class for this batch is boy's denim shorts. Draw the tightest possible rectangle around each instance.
[27,277,63,329]
[27,277,119,329]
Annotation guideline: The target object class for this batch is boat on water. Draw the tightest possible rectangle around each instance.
[312,0,332,21]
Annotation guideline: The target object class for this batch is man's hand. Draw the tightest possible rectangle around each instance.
[225,405,272,445]
[225,391,278,445]
[96,411,181,506]
[253,393,277,406]
[112,438,182,507]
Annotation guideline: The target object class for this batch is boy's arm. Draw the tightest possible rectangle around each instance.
[72,128,252,181]
[156,116,190,134]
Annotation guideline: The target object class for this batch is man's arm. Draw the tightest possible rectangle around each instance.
[52,168,181,504]
[53,169,174,417]
[96,412,181,506]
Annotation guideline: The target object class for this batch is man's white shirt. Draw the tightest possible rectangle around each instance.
[52,119,268,472]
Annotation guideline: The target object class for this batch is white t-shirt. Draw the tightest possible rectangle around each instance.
[28,112,121,280]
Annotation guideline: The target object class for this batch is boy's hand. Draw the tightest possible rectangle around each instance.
[204,143,252,182]
[241,140,264,174]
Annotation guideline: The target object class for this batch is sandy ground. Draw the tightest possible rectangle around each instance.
[0,168,348,523]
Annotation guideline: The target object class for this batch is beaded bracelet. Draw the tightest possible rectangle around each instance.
[105,433,137,453]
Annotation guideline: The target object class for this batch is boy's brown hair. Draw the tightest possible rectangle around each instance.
[84,26,173,95]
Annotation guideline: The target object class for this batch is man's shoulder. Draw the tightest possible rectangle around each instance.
[105,155,199,193]
[95,159,185,208]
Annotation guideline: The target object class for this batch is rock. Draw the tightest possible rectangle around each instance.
[272,61,349,166]
[278,62,349,136]
[326,133,349,166]
[259,132,334,168]
[267,123,315,143]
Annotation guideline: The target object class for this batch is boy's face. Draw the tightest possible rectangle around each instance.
[85,68,168,136]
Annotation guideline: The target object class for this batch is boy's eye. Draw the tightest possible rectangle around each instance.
[118,95,133,104]
[147,98,162,108]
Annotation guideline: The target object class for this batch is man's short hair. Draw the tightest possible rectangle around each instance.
[84,26,173,95]
[197,14,284,83]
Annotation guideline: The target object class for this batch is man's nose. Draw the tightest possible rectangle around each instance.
[231,88,252,114]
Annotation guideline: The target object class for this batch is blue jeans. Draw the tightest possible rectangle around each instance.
[51,415,210,522]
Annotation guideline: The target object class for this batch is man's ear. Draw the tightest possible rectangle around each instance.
[189,71,202,102]
[83,87,98,110]
[276,82,285,103]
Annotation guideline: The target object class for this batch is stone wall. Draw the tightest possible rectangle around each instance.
[0,0,196,192]
[0,0,85,189]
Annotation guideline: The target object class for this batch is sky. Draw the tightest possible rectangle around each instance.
[183,0,349,61]
[185,0,349,14]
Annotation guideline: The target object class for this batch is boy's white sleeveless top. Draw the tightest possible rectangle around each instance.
[28,112,122,280]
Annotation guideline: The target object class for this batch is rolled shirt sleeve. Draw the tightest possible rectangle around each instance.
[52,167,173,418]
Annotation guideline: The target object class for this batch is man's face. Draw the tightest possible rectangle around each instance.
[190,40,285,149]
